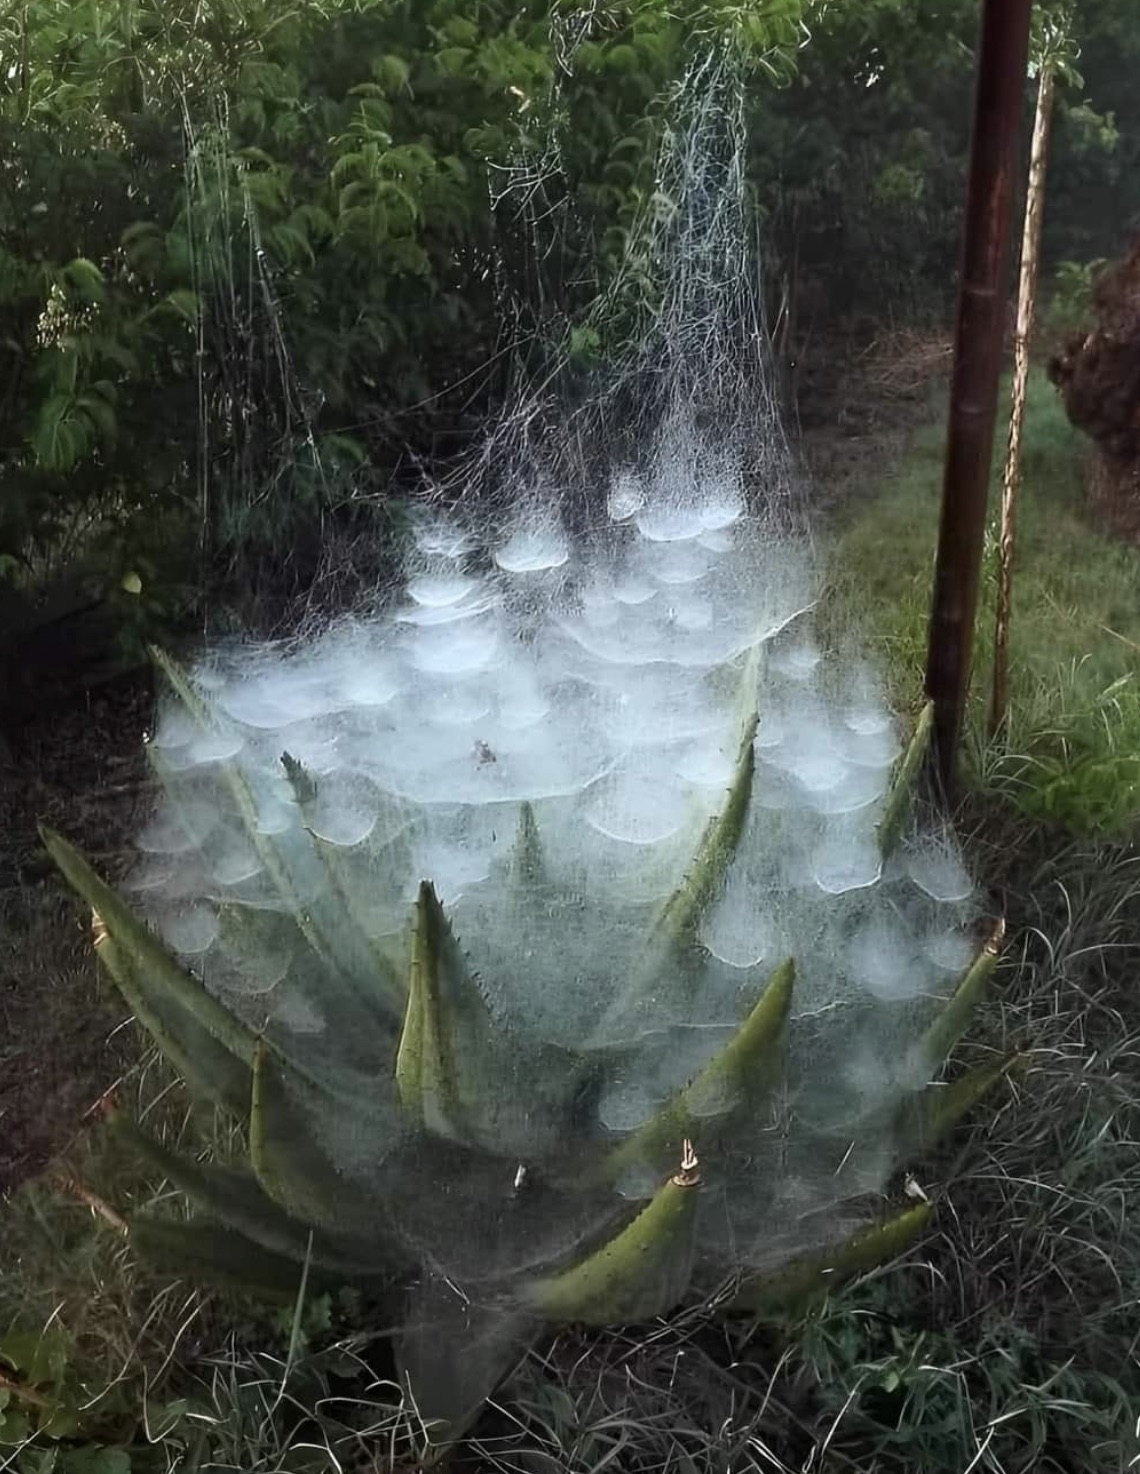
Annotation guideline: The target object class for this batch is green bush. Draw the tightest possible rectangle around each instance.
[0,0,806,624]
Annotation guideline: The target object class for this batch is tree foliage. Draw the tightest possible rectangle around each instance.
[0,0,804,622]
[752,0,1138,341]
[0,0,1135,628]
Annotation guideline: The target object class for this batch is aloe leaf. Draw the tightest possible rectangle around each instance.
[116,1117,302,1249]
[914,1052,1024,1152]
[507,801,545,890]
[42,828,256,1094]
[128,1216,319,1301]
[114,1113,396,1276]
[249,1042,408,1254]
[732,641,763,728]
[249,1041,396,1248]
[150,648,328,962]
[114,1114,313,1259]
[729,1202,933,1317]
[395,928,427,1112]
[280,750,318,810]
[147,644,214,727]
[279,752,404,1014]
[216,896,303,972]
[214,905,390,1057]
[395,881,499,1142]
[655,711,759,947]
[920,919,1005,1069]
[527,1144,702,1325]
[250,1038,327,1224]
[91,930,250,1113]
[606,959,794,1177]
[877,700,934,858]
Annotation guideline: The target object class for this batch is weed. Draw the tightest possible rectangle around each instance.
[471,1321,805,1474]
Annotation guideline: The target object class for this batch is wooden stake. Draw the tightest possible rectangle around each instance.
[989,61,1057,735]
[925,0,1033,798]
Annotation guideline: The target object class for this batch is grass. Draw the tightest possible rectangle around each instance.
[0,1046,343,1474]
[0,1071,208,1466]
[791,804,1140,1472]
[822,367,1140,836]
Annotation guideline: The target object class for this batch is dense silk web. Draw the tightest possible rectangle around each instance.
[132,55,981,1282]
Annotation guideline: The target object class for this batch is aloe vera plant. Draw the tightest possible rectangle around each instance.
[42,482,1014,1441]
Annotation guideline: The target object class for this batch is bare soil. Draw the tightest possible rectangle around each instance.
[0,676,155,1196]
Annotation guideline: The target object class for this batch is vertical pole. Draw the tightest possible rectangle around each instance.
[989,60,1057,737]
[924,0,1033,798]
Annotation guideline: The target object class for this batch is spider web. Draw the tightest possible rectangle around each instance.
[132,42,982,1334]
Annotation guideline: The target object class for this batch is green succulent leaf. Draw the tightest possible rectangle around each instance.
[877,699,934,858]
[118,1111,399,1276]
[93,931,252,1114]
[280,750,318,812]
[913,1052,1025,1152]
[149,649,331,965]
[250,1039,326,1224]
[41,828,256,1109]
[147,645,214,729]
[728,1201,933,1317]
[395,881,500,1143]
[528,1146,702,1325]
[507,801,546,891]
[919,918,1006,1069]
[112,1114,312,1261]
[127,1217,319,1302]
[279,751,405,1015]
[607,958,794,1176]
[655,711,759,947]
[249,1041,400,1249]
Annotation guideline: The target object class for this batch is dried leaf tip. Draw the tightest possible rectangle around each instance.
[673,1139,701,1187]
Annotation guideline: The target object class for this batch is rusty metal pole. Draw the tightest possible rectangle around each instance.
[925,0,1033,798]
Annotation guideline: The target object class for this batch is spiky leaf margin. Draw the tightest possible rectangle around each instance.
[606,958,793,1176]
[42,828,256,1105]
[528,1144,702,1324]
